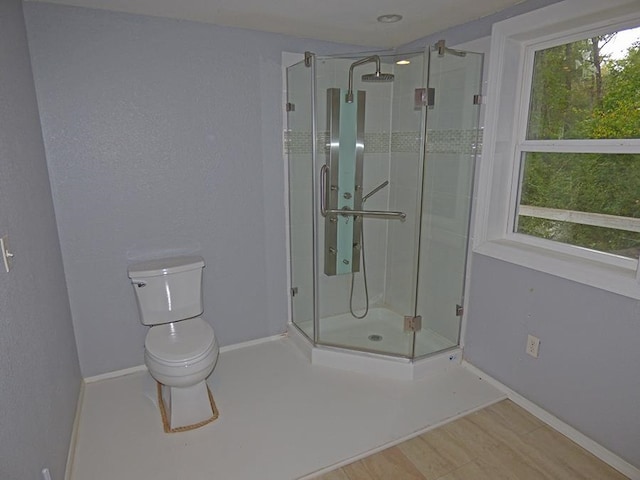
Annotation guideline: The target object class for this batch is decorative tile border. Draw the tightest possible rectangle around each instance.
[284,129,483,155]
[391,130,483,154]
[426,129,483,155]
[391,132,422,153]
[364,132,391,154]
[284,131,313,155]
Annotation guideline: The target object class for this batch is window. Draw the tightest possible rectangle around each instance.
[475,0,640,298]
[517,152,640,259]
[515,32,640,260]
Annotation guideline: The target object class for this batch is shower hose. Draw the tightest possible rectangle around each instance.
[349,225,369,319]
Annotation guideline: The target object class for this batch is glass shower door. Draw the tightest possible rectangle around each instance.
[414,47,483,358]
[287,58,315,340]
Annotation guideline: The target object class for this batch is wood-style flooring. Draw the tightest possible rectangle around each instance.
[314,400,629,480]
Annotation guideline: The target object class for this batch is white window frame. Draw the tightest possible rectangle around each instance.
[474,0,640,299]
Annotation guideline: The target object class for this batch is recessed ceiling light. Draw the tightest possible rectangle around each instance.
[396,60,411,65]
[377,14,403,24]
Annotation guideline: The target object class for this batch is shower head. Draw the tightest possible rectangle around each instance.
[346,55,394,103]
[361,71,395,82]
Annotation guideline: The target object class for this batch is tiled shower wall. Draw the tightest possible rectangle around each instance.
[315,57,393,318]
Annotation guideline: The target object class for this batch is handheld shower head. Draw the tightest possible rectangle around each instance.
[346,55,394,103]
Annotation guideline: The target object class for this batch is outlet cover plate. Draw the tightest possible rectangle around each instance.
[526,334,540,358]
[1,235,13,273]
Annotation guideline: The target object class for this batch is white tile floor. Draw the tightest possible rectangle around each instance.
[70,336,504,480]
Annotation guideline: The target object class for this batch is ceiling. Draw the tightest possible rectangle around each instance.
[28,0,526,47]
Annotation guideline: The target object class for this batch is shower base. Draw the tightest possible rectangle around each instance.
[289,307,460,380]
[296,307,455,356]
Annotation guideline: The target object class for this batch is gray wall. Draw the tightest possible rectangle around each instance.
[0,1,81,479]
[24,2,362,377]
[465,254,640,467]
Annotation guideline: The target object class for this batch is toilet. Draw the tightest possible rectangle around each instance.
[127,256,219,432]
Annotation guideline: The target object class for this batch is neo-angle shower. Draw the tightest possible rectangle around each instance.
[286,45,483,360]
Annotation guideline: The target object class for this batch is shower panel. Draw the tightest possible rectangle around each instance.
[287,46,483,360]
[321,88,406,276]
[322,88,364,276]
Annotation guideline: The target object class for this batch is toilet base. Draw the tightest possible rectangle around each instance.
[157,381,219,433]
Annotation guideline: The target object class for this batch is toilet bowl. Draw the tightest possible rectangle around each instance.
[144,317,219,388]
[127,256,220,432]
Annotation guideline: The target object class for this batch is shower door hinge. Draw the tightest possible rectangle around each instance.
[404,315,422,332]
[286,102,295,112]
[304,51,313,67]
[456,304,464,316]
[291,287,298,297]
[473,94,483,105]
[415,88,435,108]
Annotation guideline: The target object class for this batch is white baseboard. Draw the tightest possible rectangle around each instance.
[83,332,288,383]
[219,333,286,353]
[65,380,85,480]
[84,364,148,383]
[462,361,640,480]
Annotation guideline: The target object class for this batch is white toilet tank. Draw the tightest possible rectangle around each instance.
[127,256,205,326]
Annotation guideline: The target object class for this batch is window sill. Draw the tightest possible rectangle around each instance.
[473,239,640,300]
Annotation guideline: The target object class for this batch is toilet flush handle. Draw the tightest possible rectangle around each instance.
[135,282,146,288]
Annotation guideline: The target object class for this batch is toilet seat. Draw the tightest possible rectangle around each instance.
[145,317,215,365]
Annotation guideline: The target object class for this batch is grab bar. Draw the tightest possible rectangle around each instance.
[320,165,406,221]
[324,208,406,221]
[320,164,329,216]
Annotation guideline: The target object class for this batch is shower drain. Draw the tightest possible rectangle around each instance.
[368,334,383,342]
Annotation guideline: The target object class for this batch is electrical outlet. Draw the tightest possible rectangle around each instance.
[1,235,13,273]
[526,334,540,358]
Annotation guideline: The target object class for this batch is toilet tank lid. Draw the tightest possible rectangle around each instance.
[127,255,204,278]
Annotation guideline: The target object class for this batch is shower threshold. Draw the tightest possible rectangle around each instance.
[287,321,462,381]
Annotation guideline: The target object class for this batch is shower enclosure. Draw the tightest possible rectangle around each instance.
[286,45,483,360]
